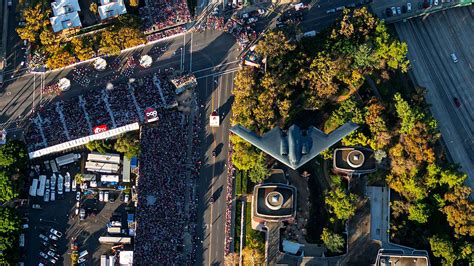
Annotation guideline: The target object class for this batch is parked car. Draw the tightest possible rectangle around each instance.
[7,0,12,7]
[326,8,336,13]
[22,224,29,229]
[39,252,48,260]
[49,257,57,264]
[401,5,408,13]
[44,189,50,202]
[407,2,412,11]
[76,191,81,201]
[39,234,49,242]
[49,234,58,241]
[45,179,50,189]
[50,228,62,238]
[396,6,401,15]
[32,204,42,209]
[386,8,393,16]
[99,191,104,202]
[391,7,397,15]
[104,191,109,202]
[80,209,86,220]
[47,250,58,259]
[50,191,55,201]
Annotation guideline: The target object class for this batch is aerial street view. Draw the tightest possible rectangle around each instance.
[0,0,473,264]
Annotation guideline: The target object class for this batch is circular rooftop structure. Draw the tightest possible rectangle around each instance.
[347,150,365,168]
[266,191,284,210]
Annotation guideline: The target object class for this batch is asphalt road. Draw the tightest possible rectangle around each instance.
[394,6,474,189]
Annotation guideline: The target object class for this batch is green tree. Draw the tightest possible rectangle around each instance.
[85,140,112,154]
[429,235,456,266]
[0,207,20,264]
[114,134,140,158]
[407,202,430,224]
[248,153,269,184]
[394,93,423,134]
[321,228,345,253]
[0,141,27,169]
[325,187,357,221]
[74,173,84,184]
[0,171,18,203]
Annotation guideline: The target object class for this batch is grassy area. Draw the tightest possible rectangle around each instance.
[234,201,242,252]
[235,170,249,196]
[245,201,265,253]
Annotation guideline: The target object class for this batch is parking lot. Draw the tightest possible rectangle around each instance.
[24,152,134,265]
[394,6,474,186]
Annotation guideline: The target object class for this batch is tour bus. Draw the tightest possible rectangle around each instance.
[87,152,120,164]
[29,179,38,197]
[98,236,131,244]
[85,162,120,174]
[49,160,58,173]
[56,153,81,167]
[37,175,46,197]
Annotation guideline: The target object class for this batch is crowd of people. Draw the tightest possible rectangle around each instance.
[24,73,179,152]
[224,145,236,255]
[134,109,196,264]
[225,18,258,50]
[146,26,187,42]
[140,0,191,34]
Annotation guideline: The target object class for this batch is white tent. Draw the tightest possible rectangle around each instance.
[139,55,152,68]
[58,78,71,91]
[93,58,107,71]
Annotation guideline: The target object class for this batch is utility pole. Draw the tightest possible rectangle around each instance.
[189,31,193,72]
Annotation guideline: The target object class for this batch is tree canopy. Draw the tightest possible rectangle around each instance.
[321,228,345,253]
[325,186,357,222]
[114,134,140,158]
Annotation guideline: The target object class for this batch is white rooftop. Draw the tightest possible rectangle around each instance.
[50,12,82,33]
[98,0,127,20]
[51,0,81,16]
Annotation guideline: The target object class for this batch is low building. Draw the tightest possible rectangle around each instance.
[99,0,127,21]
[49,0,82,33]
[375,249,430,266]
[333,147,376,176]
[252,183,297,223]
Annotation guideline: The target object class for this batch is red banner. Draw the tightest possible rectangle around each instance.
[144,107,159,123]
[93,124,108,134]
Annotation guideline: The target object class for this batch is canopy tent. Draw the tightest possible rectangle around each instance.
[139,55,152,68]
[94,58,107,71]
[58,78,71,91]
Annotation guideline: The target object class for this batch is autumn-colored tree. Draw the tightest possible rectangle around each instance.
[305,52,340,101]
[16,4,51,42]
[255,30,296,69]
[45,50,76,69]
[364,98,391,149]
[241,247,265,265]
[89,2,98,14]
[117,27,146,49]
[71,37,96,61]
[443,186,474,237]
[99,30,121,56]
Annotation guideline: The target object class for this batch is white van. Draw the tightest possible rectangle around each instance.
[104,191,109,202]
